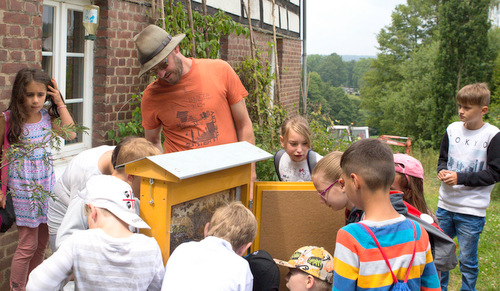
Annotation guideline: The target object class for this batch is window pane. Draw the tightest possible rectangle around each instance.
[42,56,53,75]
[65,57,84,100]
[66,103,83,144]
[42,6,54,52]
[67,10,85,53]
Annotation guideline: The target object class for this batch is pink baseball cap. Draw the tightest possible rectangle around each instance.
[393,153,424,179]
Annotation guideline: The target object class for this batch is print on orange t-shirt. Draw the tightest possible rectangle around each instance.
[141,58,248,153]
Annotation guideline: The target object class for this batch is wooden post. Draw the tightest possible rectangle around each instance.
[242,0,262,126]
[202,0,210,57]
[271,0,281,103]
[159,0,165,29]
[186,0,196,57]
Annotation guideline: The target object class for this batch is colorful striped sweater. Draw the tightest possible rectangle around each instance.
[333,215,440,290]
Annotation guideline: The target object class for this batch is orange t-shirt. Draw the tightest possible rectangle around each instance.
[141,58,248,153]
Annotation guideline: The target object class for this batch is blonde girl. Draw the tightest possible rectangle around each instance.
[275,115,322,181]
[0,68,76,290]
[312,151,358,224]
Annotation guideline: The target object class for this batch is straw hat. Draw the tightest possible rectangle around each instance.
[134,25,185,76]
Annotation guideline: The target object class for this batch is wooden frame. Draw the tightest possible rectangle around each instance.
[252,181,345,289]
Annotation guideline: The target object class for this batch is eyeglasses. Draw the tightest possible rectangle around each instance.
[318,179,339,200]
[151,57,169,73]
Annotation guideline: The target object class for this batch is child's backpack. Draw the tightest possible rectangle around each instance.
[273,149,318,181]
[358,221,416,291]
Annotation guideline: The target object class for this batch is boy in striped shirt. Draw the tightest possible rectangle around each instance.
[333,139,440,290]
[26,175,164,290]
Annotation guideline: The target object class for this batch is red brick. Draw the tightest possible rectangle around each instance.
[32,16,43,27]
[24,50,36,62]
[1,63,26,74]
[3,13,30,25]
[8,25,21,36]
[10,0,23,11]
[9,51,22,61]
[26,1,38,14]
[24,26,35,38]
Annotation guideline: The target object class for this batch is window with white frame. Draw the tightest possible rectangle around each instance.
[42,0,93,157]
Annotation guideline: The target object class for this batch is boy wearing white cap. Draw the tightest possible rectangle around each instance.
[26,175,164,291]
[274,246,334,291]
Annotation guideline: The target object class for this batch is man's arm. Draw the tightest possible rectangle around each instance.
[230,99,255,145]
[144,127,163,153]
[230,99,256,201]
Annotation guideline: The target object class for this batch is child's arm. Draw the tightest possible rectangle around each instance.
[420,237,441,290]
[437,132,449,175]
[48,78,77,140]
[55,197,88,250]
[456,132,500,187]
[26,236,74,290]
[332,228,359,291]
[436,130,459,185]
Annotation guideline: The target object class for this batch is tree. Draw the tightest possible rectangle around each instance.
[306,54,323,74]
[317,53,348,87]
[361,0,439,140]
[351,58,373,89]
[307,72,360,126]
[432,0,493,144]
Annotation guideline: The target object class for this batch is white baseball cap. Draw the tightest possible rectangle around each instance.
[83,175,150,229]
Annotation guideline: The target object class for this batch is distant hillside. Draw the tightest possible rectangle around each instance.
[341,55,376,61]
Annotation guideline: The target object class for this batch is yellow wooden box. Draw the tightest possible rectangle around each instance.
[122,141,272,263]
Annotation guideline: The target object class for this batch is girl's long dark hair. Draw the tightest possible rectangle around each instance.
[398,172,438,223]
[7,68,61,144]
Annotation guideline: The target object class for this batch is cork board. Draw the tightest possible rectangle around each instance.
[253,182,345,290]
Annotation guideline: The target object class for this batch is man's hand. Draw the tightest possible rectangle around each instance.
[438,170,458,186]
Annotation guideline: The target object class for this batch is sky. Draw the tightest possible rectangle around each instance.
[306,0,407,56]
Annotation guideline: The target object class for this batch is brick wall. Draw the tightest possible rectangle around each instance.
[0,0,302,286]
[0,226,17,290]
[0,0,43,111]
[0,0,42,287]
[277,37,302,115]
[92,0,152,146]
[221,31,302,115]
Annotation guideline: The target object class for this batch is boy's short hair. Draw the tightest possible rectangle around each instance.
[206,201,257,252]
[281,115,312,147]
[112,136,162,168]
[340,139,394,191]
[312,151,343,180]
[456,83,490,106]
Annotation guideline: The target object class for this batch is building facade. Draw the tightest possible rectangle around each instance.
[0,0,302,287]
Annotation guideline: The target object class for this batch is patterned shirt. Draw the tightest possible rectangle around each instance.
[333,216,440,291]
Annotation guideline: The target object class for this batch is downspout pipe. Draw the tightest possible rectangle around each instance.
[302,0,307,114]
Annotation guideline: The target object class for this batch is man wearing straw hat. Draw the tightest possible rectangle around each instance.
[134,25,255,156]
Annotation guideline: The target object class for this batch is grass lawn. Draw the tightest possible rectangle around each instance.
[414,149,500,290]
